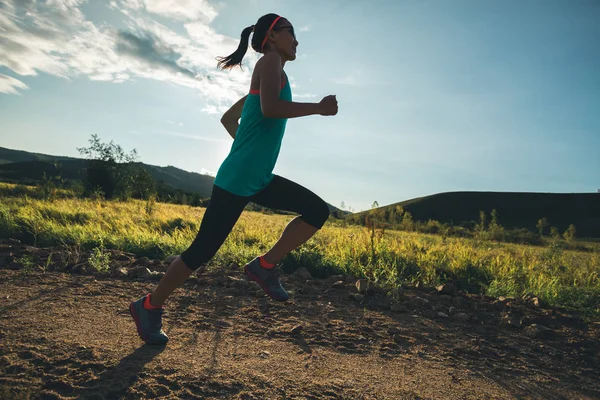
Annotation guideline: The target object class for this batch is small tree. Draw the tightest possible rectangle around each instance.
[388,205,404,227]
[490,209,499,227]
[550,226,561,240]
[77,134,155,200]
[475,210,487,239]
[365,201,381,265]
[563,224,576,243]
[39,172,56,200]
[488,209,504,240]
[401,211,414,231]
[478,210,487,233]
[190,192,202,207]
[130,166,156,200]
[78,133,138,163]
[536,217,549,237]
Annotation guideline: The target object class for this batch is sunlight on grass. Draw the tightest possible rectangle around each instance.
[1,182,598,315]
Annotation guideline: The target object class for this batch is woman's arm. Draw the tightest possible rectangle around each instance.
[221,95,248,139]
[258,53,337,119]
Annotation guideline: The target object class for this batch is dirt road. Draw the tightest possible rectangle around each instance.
[0,242,598,399]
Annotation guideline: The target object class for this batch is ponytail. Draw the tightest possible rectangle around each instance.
[216,25,255,70]
[216,14,284,70]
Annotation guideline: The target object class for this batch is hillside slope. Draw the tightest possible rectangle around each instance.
[351,191,600,238]
[0,147,346,214]
[0,147,216,198]
[0,146,78,164]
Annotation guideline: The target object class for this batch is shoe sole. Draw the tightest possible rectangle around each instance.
[245,265,289,302]
[129,302,168,345]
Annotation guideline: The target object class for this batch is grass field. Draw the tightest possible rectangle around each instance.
[1,183,598,316]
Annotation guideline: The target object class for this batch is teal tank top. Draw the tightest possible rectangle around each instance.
[214,72,292,196]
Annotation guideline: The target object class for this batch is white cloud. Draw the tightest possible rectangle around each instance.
[199,168,216,176]
[201,104,220,115]
[0,73,28,94]
[299,25,310,32]
[0,0,255,112]
[89,72,115,81]
[116,0,219,22]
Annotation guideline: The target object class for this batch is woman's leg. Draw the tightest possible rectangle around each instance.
[149,185,249,306]
[262,216,318,265]
[251,175,330,265]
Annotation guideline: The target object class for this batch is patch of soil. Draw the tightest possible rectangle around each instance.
[0,240,599,399]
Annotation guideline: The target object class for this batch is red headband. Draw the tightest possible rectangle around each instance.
[260,16,282,52]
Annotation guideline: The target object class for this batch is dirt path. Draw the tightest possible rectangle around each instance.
[0,242,599,399]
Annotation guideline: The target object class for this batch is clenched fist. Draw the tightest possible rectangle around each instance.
[318,95,338,116]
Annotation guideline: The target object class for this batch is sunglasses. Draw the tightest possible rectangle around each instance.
[273,25,296,39]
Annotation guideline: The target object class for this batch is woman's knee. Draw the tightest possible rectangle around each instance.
[304,199,330,229]
[180,248,212,271]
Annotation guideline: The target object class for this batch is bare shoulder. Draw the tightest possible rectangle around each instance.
[250,54,281,91]
[255,52,282,73]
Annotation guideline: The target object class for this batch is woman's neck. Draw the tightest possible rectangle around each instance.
[264,49,286,68]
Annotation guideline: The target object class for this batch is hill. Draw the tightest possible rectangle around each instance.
[0,146,347,215]
[3,147,595,232]
[350,191,600,238]
[0,146,78,164]
[0,147,215,197]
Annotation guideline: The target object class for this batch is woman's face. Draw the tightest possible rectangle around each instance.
[271,19,298,61]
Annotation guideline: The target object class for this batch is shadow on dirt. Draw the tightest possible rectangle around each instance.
[73,344,166,398]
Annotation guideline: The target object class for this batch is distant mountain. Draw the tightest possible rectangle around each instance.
[0,146,78,164]
[138,163,215,198]
[0,147,347,215]
[349,191,600,238]
[0,146,216,197]
[0,159,87,182]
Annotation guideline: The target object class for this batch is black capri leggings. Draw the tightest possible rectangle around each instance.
[180,175,330,270]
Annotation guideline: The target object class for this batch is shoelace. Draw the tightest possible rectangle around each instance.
[148,309,164,332]
[265,267,283,285]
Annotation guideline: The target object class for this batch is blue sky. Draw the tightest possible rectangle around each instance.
[1,0,598,212]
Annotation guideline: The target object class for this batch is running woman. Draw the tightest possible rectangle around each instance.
[129,13,338,345]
